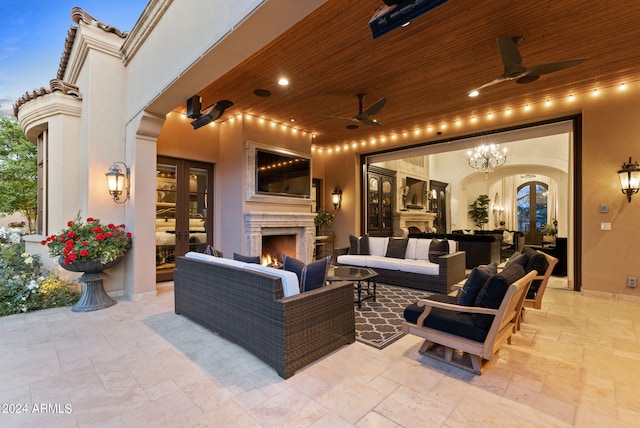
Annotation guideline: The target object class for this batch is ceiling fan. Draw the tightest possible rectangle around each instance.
[468,36,588,97]
[322,93,387,128]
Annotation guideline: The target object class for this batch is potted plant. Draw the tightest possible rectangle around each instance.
[468,194,490,230]
[314,209,334,236]
[41,213,133,312]
[541,222,557,243]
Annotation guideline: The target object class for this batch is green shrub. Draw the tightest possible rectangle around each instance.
[0,242,79,316]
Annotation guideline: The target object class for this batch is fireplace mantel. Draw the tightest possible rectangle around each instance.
[244,212,316,263]
[393,211,437,236]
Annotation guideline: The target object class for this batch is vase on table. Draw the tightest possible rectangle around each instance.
[59,255,126,312]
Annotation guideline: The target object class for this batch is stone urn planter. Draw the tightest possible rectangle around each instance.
[59,255,126,312]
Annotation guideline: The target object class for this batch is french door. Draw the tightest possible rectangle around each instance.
[156,157,214,281]
[517,181,548,245]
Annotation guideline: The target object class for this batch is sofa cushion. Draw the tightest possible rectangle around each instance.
[233,252,261,264]
[415,238,432,260]
[473,263,525,329]
[368,237,389,256]
[243,264,300,297]
[336,254,368,267]
[404,303,489,342]
[428,239,449,263]
[457,263,497,306]
[364,255,401,271]
[386,238,408,259]
[405,238,418,259]
[185,252,248,268]
[397,259,440,275]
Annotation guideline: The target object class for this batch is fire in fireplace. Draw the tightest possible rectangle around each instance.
[261,234,296,267]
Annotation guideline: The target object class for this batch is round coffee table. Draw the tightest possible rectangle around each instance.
[326,266,378,308]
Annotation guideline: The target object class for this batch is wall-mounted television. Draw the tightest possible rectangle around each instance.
[255,148,311,198]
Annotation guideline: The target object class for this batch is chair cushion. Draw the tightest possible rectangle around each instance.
[457,263,497,306]
[415,238,432,260]
[428,239,449,263]
[301,256,331,292]
[242,264,300,298]
[203,245,223,257]
[403,302,489,342]
[525,251,549,276]
[233,252,260,264]
[385,238,408,259]
[473,263,525,329]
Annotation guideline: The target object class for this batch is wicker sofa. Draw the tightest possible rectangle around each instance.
[336,236,466,294]
[174,254,355,378]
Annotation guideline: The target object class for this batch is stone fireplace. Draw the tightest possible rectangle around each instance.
[244,212,316,264]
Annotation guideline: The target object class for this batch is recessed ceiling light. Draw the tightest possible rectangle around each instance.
[468,90,479,97]
[278,78,289,86]
[253,89,271,97]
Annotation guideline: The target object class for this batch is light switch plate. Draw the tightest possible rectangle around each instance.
[601,222,612,230]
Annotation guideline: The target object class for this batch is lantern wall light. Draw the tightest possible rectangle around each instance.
[618,157,640,203]
[331,186,342,211]
[105,161,130,203]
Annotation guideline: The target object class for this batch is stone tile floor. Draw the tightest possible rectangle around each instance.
[1,278,639,427]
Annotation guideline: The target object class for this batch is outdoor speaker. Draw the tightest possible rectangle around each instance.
[186,95,202,119]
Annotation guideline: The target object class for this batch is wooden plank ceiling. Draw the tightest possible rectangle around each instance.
[182,0,640,147]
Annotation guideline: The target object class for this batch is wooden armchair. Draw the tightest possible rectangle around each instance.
[523,250,558,310]
[403,271,537,374]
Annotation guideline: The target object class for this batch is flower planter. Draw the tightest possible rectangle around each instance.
[59,255,125,312]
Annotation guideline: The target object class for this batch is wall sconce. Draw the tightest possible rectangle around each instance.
[331,186,342,211]
[105,161,130,203]
[618,157,640,202]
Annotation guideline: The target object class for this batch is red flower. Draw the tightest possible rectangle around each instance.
[107,223,116,229]
[67,221,73,227]
[67,231,75,238]
[126,232,132,238]
[92,227,103,234]
[82,241,88,246]
[65,240,74,248]
[86,217,95,222]
[96,234,105,241]
[80,249,89,257]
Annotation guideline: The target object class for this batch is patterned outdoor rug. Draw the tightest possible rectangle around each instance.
[354,284,433,349]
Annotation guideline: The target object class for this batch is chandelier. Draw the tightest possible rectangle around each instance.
[466,143,508,177]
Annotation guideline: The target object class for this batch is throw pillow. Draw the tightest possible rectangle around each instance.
[385,238,408,259]
[525,252,549,276]
[301,256,331,292]
[428,239,449,264]
[348,235,359,255]
[359,235,370,255]
[283,253,305,286]
[233,252,260,264]
[457,262,497,306]
[473,263,525,329]
[505,251,528,269]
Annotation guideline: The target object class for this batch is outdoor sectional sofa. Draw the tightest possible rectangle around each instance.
[173,253,355,378]
[336,236,466,294]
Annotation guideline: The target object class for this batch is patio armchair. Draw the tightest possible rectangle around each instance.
[403,270,537,374]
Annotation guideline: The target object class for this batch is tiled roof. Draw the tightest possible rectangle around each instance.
[14,7,128,116]
[13,80,82,117]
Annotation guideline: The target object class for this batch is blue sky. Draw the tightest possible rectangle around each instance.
[0,1,148,116]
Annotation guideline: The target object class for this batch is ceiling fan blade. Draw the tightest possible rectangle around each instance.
[497,36,525,74]
[467,76,509,96]
[358,97,387,118]
[525,58,589,77]
[320,114,359,122]
[359,119,383,126]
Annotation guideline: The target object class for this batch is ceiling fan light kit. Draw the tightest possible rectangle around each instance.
[468,36,588,97]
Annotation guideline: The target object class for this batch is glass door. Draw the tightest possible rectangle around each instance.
[156,157,213,282]
[517,181,548,245]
